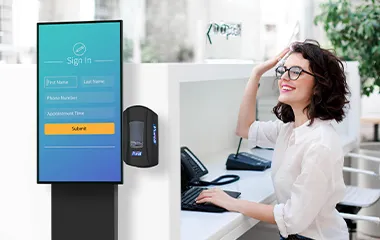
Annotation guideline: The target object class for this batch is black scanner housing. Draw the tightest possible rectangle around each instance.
[226,152,271,171]
[123,105,158,168]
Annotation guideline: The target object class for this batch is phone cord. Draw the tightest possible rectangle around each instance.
[190,174,240,186]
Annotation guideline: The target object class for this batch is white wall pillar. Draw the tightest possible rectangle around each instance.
[186,0,208,62]
[300,0,314,41]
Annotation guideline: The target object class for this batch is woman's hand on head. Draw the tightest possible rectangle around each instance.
[195,188,238,212]
[252,47,290,78]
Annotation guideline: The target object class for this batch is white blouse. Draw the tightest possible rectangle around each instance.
[248,118,349,240]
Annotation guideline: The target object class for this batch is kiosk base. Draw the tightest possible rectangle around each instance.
[52,184,118,240]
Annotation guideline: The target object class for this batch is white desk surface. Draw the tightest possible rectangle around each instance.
[180,147,276,240]
[180,136,358,240]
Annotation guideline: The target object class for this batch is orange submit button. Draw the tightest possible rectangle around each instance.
[45,123,115,135]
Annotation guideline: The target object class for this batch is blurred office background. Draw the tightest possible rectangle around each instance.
[2,0,378,140]
[0,0,332,64]
[1,0,379,238]
[0,0,369,63]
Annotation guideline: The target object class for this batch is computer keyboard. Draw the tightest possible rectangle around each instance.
[181,187,241,213]
[182,187,204,206]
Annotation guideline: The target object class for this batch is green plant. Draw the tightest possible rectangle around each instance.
[140,41,161,63]
[176,45,194,62]
[122,38,161,63]
[314,0,380,96]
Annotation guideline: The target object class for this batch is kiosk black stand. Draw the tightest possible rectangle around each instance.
[51,184,118,240]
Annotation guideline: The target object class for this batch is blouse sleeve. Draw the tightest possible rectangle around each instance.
[273,143,343,237]
[247,119,284,149]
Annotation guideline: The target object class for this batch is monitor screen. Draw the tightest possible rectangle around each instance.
[37,20,123,183]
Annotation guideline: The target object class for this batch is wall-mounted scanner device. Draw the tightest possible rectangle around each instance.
[123,105,159,168]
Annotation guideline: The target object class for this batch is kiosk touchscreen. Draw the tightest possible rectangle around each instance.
[37,20,123,183]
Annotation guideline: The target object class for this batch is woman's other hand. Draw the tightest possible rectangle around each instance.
[195,188,238,212]
[252,47,290,77]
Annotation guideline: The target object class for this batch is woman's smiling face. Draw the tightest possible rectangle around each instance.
[277,52,315,108]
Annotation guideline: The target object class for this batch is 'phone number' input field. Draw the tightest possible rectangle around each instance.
[44,92,115,104]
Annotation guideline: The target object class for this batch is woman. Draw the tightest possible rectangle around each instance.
[195,40,350,240]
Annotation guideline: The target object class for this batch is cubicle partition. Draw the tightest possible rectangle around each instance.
[118,63,278,240]
[118,61,361,240]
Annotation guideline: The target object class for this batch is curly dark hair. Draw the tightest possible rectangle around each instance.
[272,39,350,125]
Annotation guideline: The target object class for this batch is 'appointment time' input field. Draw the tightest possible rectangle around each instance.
[44,107,115,120]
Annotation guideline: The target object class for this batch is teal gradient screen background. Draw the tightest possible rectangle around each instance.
[37,21,122,183]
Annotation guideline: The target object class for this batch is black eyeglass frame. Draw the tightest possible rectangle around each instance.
[275,65,325,81]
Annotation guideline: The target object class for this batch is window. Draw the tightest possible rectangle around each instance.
[0,4,12,22]
[96,0,108,9]
[2,4,12,11]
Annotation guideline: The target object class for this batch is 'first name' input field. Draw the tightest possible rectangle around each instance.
[44,76,78,88]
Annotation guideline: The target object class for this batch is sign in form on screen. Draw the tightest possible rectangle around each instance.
[38,21,122,183]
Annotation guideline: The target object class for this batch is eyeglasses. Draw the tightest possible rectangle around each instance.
[275,65,318,81]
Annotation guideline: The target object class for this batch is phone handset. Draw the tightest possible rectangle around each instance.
[181,146,239,186]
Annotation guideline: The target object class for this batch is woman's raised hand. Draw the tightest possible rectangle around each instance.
[251,47,290,78]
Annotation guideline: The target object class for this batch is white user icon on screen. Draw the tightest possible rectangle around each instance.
[73,42,86,56]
